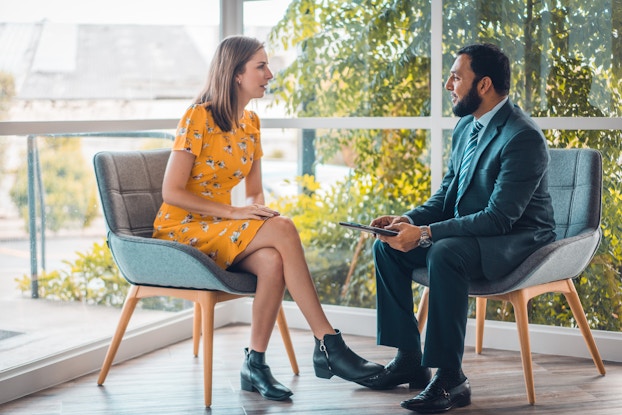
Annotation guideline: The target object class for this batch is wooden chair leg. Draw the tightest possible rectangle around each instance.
[562,280,606,375]
[475,297,487,354]
[97,285,140,385]
[509,290,536,405]
[416,286,430,331]
[276,306,300,375]
[199,292,217,408]
[193,302,201,357]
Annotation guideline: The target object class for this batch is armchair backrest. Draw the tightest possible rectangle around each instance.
[548,148,602,240]
[93,149,170,238]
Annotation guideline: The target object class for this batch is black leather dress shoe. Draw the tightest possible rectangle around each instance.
[400,375,471,413]
[358,357,431,390]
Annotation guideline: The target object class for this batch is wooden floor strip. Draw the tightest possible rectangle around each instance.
[0,324,620,414]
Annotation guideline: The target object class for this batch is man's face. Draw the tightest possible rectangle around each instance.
[445,54,482,117]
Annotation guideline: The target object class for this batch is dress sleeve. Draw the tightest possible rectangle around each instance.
[171,104,207,157]
[250,111,263,160]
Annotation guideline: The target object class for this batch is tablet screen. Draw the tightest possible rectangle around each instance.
[338,221,398,236]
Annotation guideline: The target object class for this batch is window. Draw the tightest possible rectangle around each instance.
[0,0,221,373]
[1,0,621,404]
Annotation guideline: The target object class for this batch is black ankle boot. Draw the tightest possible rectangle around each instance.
[313,329,383,385]
[240,348,293,401]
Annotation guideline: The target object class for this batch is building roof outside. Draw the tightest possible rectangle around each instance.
[0,22,218,100]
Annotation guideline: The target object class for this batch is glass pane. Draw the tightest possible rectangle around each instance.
[259,0,432,117]
[443,0,621,117]
[263,127,431,308]
[544,130,622,331]
[0,0,220,122]
[0,132,188,371]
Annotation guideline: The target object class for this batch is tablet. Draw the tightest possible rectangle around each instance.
[338,221,398,236]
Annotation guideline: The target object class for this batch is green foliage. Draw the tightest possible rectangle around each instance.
[269,1,622,330]
[15,240,189,311]
[442,0,622,117]
[9,137,99,232]
[269,0,431,118]
[528,57,622,331]
[270,173,427,307]
[268,1,435,307]
[15,240,128,305]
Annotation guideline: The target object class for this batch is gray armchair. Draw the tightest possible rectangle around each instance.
[413,147,606,404]
[93,148,299,407]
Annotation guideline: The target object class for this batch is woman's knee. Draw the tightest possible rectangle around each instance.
[236,247,284,278]
[265,215,299,240]
[255,248,284,273]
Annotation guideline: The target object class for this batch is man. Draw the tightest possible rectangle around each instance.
[361,44,556,413]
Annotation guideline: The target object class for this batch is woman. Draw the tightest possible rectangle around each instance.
[153,35,382,401]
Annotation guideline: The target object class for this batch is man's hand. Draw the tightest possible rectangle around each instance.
[371,215,421,252]
[370,215,408,228]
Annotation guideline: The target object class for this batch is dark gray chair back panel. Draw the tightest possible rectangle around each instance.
[93,149,170,238]
[548,148,602,240]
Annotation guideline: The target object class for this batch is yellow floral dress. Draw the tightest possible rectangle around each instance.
[152,104,265,269]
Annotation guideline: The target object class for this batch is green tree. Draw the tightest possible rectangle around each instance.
[269,0,432,306]
[268,0,622,330]
[10,137,99,232]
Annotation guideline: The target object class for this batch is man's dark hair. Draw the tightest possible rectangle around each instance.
[457,43,510,95]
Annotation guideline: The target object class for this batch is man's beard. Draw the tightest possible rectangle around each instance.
[452,81,482,117]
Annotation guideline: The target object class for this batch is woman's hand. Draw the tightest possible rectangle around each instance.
[233,204,280,220]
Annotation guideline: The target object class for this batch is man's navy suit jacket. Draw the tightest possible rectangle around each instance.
[405,99,556,279]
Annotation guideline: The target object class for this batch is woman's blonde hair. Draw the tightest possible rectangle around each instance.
[195,35,264,132]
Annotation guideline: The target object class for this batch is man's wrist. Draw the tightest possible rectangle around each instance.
[419,225,433,248]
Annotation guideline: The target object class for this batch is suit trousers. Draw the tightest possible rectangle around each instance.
[373,236,484,369]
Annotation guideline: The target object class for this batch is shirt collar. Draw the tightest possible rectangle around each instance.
[474,96,508,129]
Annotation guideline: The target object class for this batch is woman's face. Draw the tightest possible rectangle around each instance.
[237,48,273,106]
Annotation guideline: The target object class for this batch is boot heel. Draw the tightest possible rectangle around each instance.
[313,365,333,379]
[240,348,292,400]
[240,375,255,392]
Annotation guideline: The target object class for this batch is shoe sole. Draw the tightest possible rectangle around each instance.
[401,393,471,413]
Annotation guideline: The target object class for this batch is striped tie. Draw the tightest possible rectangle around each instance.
[455,120,483,217]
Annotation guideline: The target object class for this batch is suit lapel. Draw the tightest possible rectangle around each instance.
[453,116,475,174]
[460,100,513,192]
